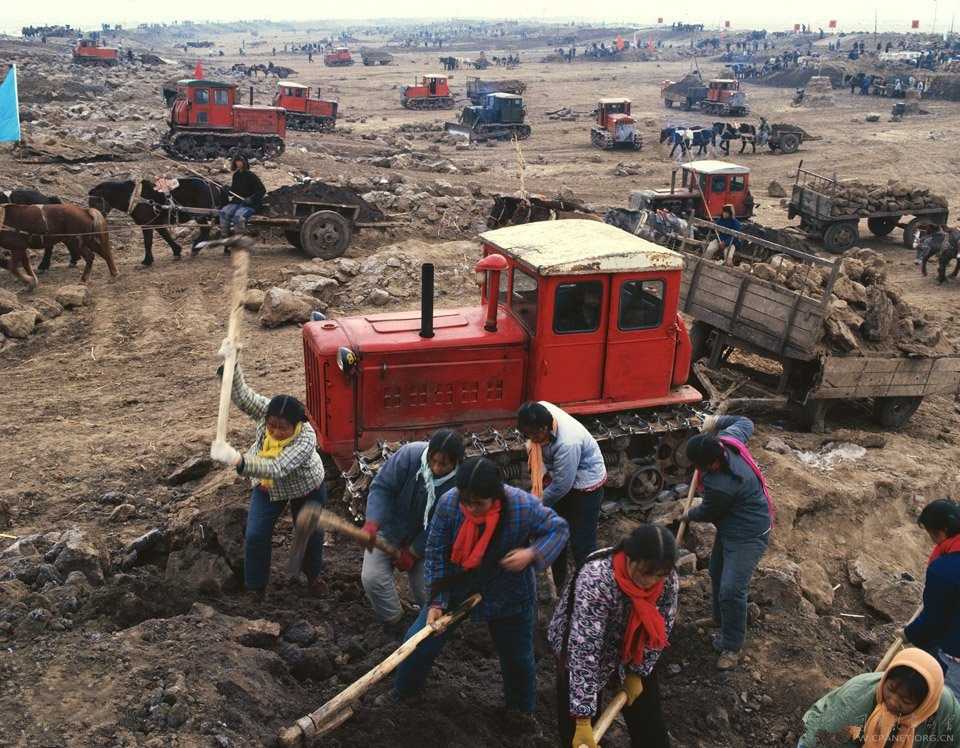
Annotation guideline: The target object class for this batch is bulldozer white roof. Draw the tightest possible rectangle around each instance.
[480,219,684,276]
[277,80,307,89]
[682,160,750,175]
[599,97,630,104]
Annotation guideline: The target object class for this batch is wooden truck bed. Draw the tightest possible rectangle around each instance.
[812,354,960,399]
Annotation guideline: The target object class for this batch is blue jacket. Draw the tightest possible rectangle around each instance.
[537,401,607,506]
[716,215,741,248]
[364,442,455,557]
[905,550,960,660]
[687,416,772,540]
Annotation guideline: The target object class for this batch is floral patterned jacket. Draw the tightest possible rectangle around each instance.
[547,550,678,717]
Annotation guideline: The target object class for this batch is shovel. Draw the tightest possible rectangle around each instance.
[288,505,399,576]
[875,603,923,672]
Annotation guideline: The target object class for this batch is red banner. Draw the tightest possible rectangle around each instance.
[648,38,654,51]
[657,17,663,24]
[724,20,730,27]
[794,23,801,31]
[828,19,837,28]
[911,19,920,28]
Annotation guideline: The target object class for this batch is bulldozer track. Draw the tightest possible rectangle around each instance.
[472,123,532,141]
[160,131,285,162]
[403,96,456,110]
[285,113,335,132]
[339,404,705,521]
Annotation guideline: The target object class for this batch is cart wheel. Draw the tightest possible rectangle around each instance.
[903,217,924,249]
[300,211,351,259]
[779,133,800,154]
[866,216,898,236]
[823,221,859,254]
[873,396,923,428]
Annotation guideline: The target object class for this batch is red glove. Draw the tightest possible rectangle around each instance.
[393,547,417,572]
[359,521,380,551]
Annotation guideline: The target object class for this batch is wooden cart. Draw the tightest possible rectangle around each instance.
[767,123,820,154]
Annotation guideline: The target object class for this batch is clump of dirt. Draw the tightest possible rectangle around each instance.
[264,181,386,222]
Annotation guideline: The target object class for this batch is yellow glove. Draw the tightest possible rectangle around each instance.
[572,717,598,748]
[618,671,644,706]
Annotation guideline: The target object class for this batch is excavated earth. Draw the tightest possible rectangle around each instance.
[1,22,960,748]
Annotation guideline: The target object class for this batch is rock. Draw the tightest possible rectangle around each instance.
[861,285,896,342]
[862,574,923,621]
[824,317,859,352]
[767,181,786,198]
[752,564,804,611]
[165,549,236,594]
[98,490,132,505]
[831,274,868,307]
[0,288,21,314]
[233,618,281,648]
[242,288,265,311]
[0,309,36,338]
[258,287,315,327]
[284,619,319,647]
[865,112,881,122]
[284,274,339,304]
[54,285,89,309]
[29,296,63,321]
[196,505,247,572]
[49,528,110,584]
[165,454,213,486]
[367,288,390,306]
[108,504,136,522]
[289,645,336,681]
[797,560,835,612]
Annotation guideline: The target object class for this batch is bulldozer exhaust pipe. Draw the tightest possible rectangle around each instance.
[249,86,254,106]
[474,254,509,333]
[420,263,435,339]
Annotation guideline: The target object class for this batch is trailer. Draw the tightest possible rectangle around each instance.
[465,76,526,105]
[787,163,949,253]
[767,124,820,154]
[678,219,960,429]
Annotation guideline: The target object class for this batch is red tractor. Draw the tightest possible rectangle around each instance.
[73,38,118,67]
[590,98,643,150]
[700,79,749,116]
[323,47,354,67]
[628,160,754,220]
[273,81,337,132]
[401,74,456,110]
[302,220,703,515]
[160,79,286,162]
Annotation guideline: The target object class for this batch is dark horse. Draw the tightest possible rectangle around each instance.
[87,177,222,267]
[0,204,118,287]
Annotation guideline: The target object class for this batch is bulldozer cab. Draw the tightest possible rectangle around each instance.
[171,79,236,127]
[707,79,739,101]
[274,81,309,109]
[486,93,524,123]
[481,220,695,407]
[597,98,631,129]
[680,160,752,219]
[423,75,449,95]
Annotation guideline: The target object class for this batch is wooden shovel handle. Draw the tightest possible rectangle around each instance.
[674,469,700,547]
[875,603,923,672]
[215,250,249,444]
[578,691,629,748]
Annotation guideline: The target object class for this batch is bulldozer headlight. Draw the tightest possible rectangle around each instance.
[336,346,359,373]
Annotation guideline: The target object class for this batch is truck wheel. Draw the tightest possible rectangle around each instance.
[873,396,923,428]
[903,217,924,249]
[823,221,859,254]
[867,216,898,236]
[300,211,351,259]
[779,133,800,154]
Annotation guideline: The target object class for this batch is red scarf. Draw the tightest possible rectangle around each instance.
[612,551,669,665]
[928,534,960,565]
[450,500,501,570]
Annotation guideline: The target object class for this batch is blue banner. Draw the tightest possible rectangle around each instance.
[0,65,21,143]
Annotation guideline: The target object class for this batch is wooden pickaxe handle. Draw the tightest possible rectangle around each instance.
[215,250,249,444]
[875,603,923,672]
[674,469,701,547]
[578,691,629,748]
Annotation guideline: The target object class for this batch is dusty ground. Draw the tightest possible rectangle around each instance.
[1,22,960,748]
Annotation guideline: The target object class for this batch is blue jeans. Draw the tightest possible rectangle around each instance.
[938,650,960,702]
[244,484,326,590]
[219,203,254,233]
[550,485,603,590]
[395,604,537,713]
[709,531,770,652]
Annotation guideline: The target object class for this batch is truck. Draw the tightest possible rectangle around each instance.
[444,92,531,142]
[160,79,286,162]
[466,76,526,105]
[360,50,394,66]
[677,220,960,430]
[272,81,337,132]
[787,163,949,253]
[301,219,705,512]
[590,98,643,150]
[73,38,119,66]
[400,74,456,110]
[627,160,754,220]
[661,74,748,116]
[323,47,354,67]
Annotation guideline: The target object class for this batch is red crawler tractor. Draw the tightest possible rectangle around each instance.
[323,47,354,67]
[273,81,337,132]
[590,98,643,150]
[302,220,704,515]
[73,39,118,66]
[400,75,456,110]
[160,79,286,162]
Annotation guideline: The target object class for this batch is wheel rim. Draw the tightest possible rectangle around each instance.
[627,465,665,503]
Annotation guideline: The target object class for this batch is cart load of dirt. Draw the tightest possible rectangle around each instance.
[660,71,704,96]
[825,180,947,218]
[264,181,386,223]
[744,248,955,356]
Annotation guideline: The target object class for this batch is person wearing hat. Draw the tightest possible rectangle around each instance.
[210,340,327,603]
[218,153,265,239]
[681,415,773,670]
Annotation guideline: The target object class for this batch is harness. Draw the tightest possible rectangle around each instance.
[126,180,143,215]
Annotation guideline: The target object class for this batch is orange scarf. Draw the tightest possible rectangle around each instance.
[450,500,501,570]
[612,551,669,665]
[852,648,943,746]
[929,534,960,565]
[526,417,557,500]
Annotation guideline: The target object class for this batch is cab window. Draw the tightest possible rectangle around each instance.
[711,175,727,193]
[214,89,229,105]
[730,175,745,193]
[554,281,602,334]
[194,88,210,104]
[698,174,708,193]
[510,268,539,334]
[619,279,665,330]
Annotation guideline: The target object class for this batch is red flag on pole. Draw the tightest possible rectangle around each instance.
[828,19,837,28]
[657,17,663,24]
[911,19,920,28]
[724,20,730,28]
[617,34,623,51]
[194,59,204,79]
[648,38,654,51]
[794,23,801,31]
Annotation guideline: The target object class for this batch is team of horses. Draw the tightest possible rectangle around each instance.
[0,176,227,287]
[659,122,758,157]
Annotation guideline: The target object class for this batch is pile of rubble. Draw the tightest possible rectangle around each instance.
[828,180,947,217]
[797,75,835,108]
[0,285,91,350]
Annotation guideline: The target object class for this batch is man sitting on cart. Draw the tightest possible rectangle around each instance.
[756,117,772,147]
[219,153,265,239]
[704,204,741,267]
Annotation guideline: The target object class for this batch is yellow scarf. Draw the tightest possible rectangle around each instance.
[257,422,302,490]
[526,418,556,500]
[851,648,944,746]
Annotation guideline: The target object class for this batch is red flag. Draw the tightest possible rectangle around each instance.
[794,23,801,31]
[617,34,624,52]
[648,38,654,51]
[724,20,730,28]
[828,19,837,28]
[911,19,920,28]
[657,17,663,23]
[194,59,203,79]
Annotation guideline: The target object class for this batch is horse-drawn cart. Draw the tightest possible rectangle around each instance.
[767,124,820,154]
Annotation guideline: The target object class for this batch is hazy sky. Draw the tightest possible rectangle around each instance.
[4,0,958,35]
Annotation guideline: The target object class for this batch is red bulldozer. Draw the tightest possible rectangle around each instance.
[273,81,337,132]
[73,38,118,67]
[323,47,354,67]
[590,98,643,150]
[401,74,456,110]
[160,79,286,162]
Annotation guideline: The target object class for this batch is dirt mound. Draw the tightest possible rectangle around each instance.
[264,181,386,222]
[754,64,845,90]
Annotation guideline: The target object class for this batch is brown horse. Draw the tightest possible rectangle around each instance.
[0,204,119,286]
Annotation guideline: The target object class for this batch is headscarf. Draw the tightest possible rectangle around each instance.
[929,534,960,565]
[612,550,669,665]
[419,446,456,528]
[855,648,944,746]
[526,418,556,500]
[450,500,501,570]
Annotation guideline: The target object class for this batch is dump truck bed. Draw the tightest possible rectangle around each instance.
[812,354,960,399]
